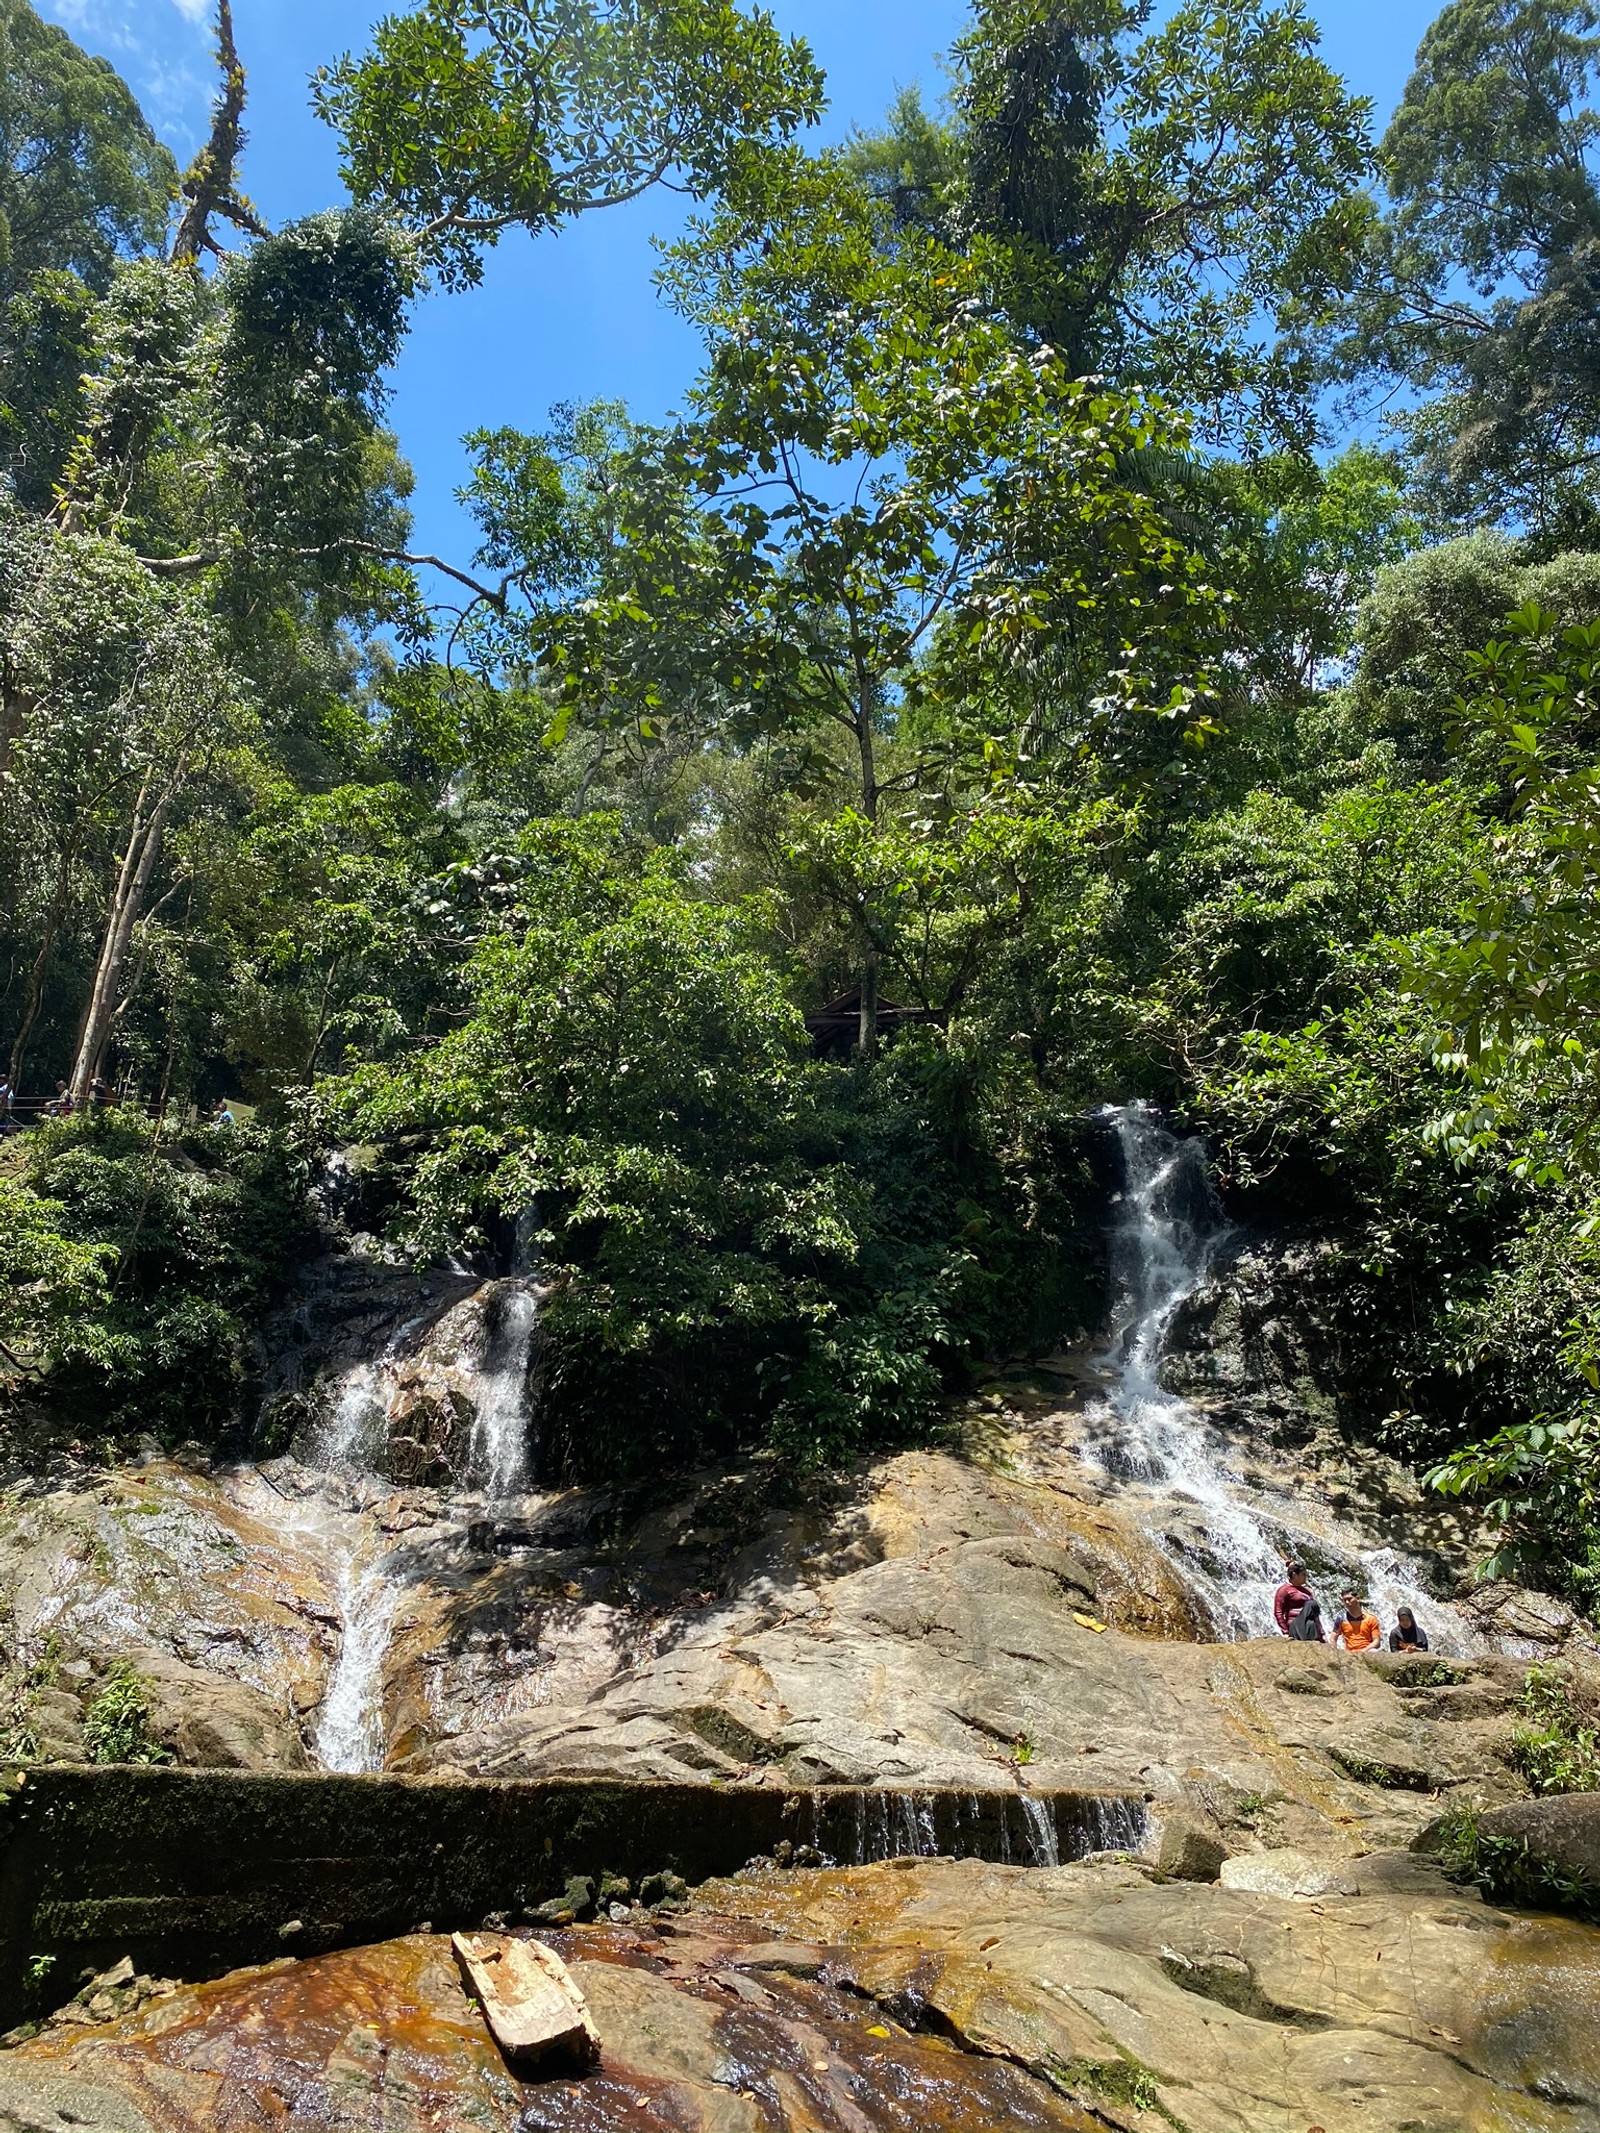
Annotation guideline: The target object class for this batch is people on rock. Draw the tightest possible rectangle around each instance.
[1388,1606,1429,1652]
[1287,1592,1326,1641]
[1333,1589,1382,1652]
[1273,1561,1314,1634]
[1276,1563,1430,1654]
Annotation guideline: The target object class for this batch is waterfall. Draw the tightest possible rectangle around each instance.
[1086,1103,1478,1649]
[292,1278,541,1773]
[1017,1796,1060,1867]
[468,1283,538,1501]
[312,1541,403,1773]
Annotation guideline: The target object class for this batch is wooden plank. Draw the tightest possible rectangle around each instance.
[452,1931,601,2070]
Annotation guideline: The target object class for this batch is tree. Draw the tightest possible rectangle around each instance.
[1346,537,1600,757]
[313,0,825,290]
[1412,603,1600,1183]
[1336,1,1600,537]
[0,0,175,300]
[0,1,177,507]
[0,511,244,1101]
[481,196,1224,1049]
[849,0,1374,453]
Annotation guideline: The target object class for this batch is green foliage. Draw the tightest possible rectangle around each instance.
[1337,0,1600,536]
[1431,1805,1600,1921]
[1341,538,1600,765]
[16,1112,316,1439]
[1511,1664,1600,1794]
[856,0,1374,450]
[0,0,175,300]
[336,818,1100,1474]
[6,0,1600,1609]
[1410,604,1600,1183]
[315,0,825,289]
[82,1661,169,1766]
[1051,2052,1164,2118]
[0,1176,111,1375]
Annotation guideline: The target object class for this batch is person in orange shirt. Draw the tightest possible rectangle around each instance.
[1333,1590,1381,1652]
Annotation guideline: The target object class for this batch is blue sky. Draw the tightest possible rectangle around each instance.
[40,0,1445,571]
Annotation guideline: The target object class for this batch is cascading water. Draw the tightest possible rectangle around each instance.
[313,1542,404,1772]
[469,1283,538,1501]
[1085,1103,1481,1649]
[289,1279,543,1773]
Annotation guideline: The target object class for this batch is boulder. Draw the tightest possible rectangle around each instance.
[1155,1811,1228,1882]
[1472,1792,1600,1896]
[26,1689,85,1763]
[1219,1848,1361,1899]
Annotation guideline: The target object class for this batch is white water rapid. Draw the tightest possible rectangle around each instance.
[1084,1103,1483,1650]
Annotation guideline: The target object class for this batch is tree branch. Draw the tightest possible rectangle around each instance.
[172,1,268,266]
[138,541,523,610]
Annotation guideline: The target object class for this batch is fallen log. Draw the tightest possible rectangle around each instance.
[452,1930,601,2071]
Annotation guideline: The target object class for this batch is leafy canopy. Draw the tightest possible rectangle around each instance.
[852,0,1374,451]
[315,0,826,288]
[0,0,175,299]
[1337,1,1600,535]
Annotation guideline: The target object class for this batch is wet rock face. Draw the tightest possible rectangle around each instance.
[0,1924,1100,2133]
[3,1438,1596,1860]
[410,1448,1579,1857]
[1162,1231,1343,1450]
[0,1464,321,1772]
[259,1256,481,1412]
[2,1857,1596,2133]
[698,1855,1600,2133]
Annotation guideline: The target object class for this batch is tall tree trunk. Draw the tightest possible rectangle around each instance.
[854,698,880,1059]
[9,842,77,1092]
[70,775,179,1101]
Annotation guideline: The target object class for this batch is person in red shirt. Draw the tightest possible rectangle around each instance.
[1333,1590,1382,1653]
[1273,1562,1313,1635]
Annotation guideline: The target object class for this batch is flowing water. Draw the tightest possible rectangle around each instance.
[1083,1103,1484,1650]
[468,1284,538,1500]
[285,1278,544,1773]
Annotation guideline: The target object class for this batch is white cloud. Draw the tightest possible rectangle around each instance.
[36,0,212,142]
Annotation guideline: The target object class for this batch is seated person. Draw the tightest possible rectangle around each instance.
[1388,1606,1429,1652]
[1333,1591,1381,1652]
[1273,1561,1313,1635]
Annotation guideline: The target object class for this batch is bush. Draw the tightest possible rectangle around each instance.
[337,818,1104,1478]
[82,1663,169,1766]
[1512,1667,1600,1797]
[1431,1807,1600,1923]
[17,1110,317,1441]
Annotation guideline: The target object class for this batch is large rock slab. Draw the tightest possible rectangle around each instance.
[5,1859,1592,2133]
[420,1450,1555,1853]
[2,1422,1592,1867]
[0,1925,1102,2132]
[697,1853,1600,2133]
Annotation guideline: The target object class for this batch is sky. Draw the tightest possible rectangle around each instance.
[39,0,1447,576]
